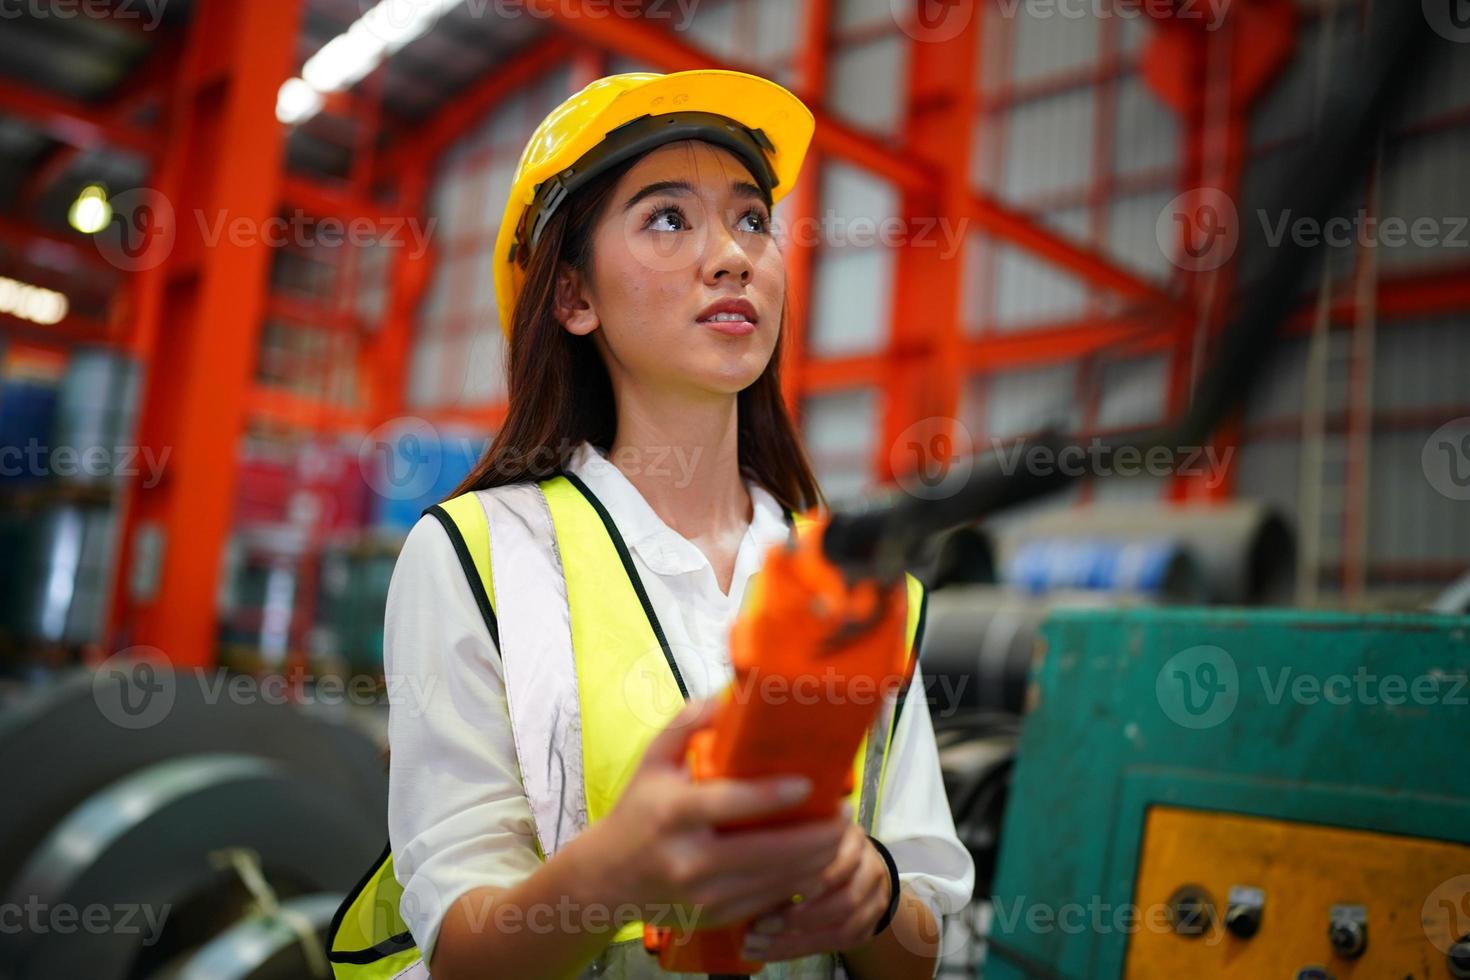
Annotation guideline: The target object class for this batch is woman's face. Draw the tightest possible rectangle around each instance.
[555,140,785,397]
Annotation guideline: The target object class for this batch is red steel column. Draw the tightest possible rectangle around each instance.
[876,7,980,484]
[365,169,433,425]
[107,0,304,666]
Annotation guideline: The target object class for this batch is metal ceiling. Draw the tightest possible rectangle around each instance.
[0,0,545,253]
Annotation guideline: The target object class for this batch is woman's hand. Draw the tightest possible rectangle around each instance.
[737,821,894,963]
[573,697,850,932]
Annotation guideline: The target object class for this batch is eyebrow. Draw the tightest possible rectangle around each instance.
[622,179,768,212]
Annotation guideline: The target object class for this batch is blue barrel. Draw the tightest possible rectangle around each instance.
[1005,536,1206,603]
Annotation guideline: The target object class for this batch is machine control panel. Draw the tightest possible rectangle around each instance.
[1124,807,1470,978]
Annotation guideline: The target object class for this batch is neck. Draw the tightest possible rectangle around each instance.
[605,385,750,541]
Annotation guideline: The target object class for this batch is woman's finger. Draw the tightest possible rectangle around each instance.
[698,815,846,869]
[671,773,814,827]
[755,889,849,936]
[751,895,887,963]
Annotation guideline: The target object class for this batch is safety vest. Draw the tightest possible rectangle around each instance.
[327,472,928,979]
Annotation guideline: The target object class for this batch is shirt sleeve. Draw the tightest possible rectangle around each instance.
[873,660,977,928]
[384,514,541,963]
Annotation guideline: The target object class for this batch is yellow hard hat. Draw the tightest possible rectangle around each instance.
[492,69,815,339]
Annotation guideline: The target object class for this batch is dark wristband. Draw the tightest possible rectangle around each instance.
[866,834,901,937]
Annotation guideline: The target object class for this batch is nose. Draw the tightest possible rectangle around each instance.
[701,215,753,286]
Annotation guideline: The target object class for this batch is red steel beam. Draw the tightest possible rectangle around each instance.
[797,352,890,394]
[965,314,1172,372]
[0,214,119,277]
[0,78,155,156]
[0,309,117,348]
[968,191,1177,305]
[280,175,407,223]
[248,385,366,434]
[798,314,1173,393]
[1282,263,1470,327]
[107,0,304,667]
[19,34,183,209]
[379,33,577,174]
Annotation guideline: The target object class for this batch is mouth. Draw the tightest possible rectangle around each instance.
[696,298,759,336]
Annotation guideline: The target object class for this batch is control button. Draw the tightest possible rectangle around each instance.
[1328,904,1367,959]
[1447,932,1470,979]
[1224,885,1265,939]
[1295,967,1335,980]
[1166,884,1214,938]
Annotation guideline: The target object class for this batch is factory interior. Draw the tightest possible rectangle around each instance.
[0,0,1468,977]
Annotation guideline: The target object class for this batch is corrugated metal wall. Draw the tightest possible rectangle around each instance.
[1232,0,1470,596]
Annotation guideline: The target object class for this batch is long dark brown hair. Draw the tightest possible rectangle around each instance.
[448,146,825,515]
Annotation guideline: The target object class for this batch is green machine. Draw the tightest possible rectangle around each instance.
[985,608,1470,980]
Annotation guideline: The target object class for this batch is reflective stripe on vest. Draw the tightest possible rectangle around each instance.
[328,476,929,979]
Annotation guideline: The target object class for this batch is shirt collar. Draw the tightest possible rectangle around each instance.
[563,440,791,576]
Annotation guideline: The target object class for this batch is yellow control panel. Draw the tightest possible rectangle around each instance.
[1125,807,1470,979]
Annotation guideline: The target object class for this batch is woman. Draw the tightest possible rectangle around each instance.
[333,70,973,980]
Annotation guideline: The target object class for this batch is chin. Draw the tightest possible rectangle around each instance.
[699,348,771,391]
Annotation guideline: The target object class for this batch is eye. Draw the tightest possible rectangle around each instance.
[737,208,770,234]
[645,203,690,232]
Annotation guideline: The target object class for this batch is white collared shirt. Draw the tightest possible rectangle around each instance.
[384,440,975,962]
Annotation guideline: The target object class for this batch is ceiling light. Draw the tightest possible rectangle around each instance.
[0,276,69,326]
[68,184,112,235]
[277,77,325,125]
[278,0,464,127]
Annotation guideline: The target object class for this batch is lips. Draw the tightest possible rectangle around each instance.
[696,297,759,326]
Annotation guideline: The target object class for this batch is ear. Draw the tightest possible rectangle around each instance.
[553,263,599,336]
